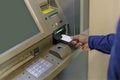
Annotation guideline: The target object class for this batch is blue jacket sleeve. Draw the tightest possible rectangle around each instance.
[107,19,120,79]
[88,34,115,54]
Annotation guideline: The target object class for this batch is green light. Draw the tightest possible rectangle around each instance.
[56,28,64,34]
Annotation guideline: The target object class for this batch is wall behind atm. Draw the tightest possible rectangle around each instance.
[89,0,120,80]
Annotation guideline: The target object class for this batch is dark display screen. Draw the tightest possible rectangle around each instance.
[0,0,40,54]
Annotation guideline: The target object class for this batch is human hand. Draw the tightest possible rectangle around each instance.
[71,34,90,51]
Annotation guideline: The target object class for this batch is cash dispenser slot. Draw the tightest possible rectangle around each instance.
[49,43,72,59]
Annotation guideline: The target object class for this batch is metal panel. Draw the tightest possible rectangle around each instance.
[58,0,75,35]
[55,0,89,80]
[58,0,89,35]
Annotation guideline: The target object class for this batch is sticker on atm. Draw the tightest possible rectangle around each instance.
[42,8,54,14]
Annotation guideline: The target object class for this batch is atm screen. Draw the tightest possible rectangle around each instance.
[0,0,40,54]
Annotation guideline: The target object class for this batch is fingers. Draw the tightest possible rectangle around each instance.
[82,46,90,51]
[72,42,84,50]
[75,42,83,48]
[71,34,88,44]
[71,35,82,43]
[71,34,89,51]
[79,43,90,51]
[71,40,79,45]
[73,42,90,51]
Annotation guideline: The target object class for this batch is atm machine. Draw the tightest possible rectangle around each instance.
[0,0,86,80]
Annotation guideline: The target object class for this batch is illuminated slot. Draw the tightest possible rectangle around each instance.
[40,0,58,14]
[42,7,54,14]
[55,28,64,34]
[40,3,55,14]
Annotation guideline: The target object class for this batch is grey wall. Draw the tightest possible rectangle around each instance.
[58,0,89,35]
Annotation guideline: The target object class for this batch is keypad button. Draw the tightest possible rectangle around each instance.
[26,59,53,78]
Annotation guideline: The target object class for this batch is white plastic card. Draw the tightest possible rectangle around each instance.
[61,34,72,42]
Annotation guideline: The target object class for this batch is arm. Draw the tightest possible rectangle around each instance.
[88,34,115,54]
